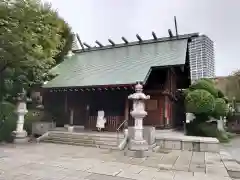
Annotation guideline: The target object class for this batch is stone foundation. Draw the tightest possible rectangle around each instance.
[12,130,28,144]
[155,136,219,152]
[128,126,156,148]
[124,149,151,158]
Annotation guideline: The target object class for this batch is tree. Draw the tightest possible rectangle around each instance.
[225,70,240,101]
[0,0,73,101]
[232,70,240,76]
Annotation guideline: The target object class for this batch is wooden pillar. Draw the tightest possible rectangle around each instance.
[162,96,166,127]
[162,70,169,128]
[85,104,90,128]
[162,69,173,128]
[164,96,169,127]
[124,98,129,128]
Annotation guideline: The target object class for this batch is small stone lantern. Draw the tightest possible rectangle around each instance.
[127,82,150,157]
[12,89,28,143]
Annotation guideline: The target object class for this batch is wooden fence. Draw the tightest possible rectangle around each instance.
[87,116,124,132]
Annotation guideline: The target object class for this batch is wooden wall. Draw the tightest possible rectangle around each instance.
[44,90,129,131]
[144,92,164,127]
[139,67,178,129]
[43,66,182,130]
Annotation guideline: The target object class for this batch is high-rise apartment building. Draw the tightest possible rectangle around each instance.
[189,35,215,82]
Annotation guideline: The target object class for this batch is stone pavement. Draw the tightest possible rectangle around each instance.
[0,143,235,180]
[222,136,240,163]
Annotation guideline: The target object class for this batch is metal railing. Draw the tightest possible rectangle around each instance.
[116,119,127,146]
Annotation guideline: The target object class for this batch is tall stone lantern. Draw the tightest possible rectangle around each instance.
[12,89,28,143]
[127,82,150,158]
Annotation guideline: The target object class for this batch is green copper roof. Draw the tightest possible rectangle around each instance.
[43,39,188,88]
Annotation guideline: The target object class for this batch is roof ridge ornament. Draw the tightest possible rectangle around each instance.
[136,34,142,42]
[83,42,91,49]
[95,40,103,47]
[108,39,115,46]
[152,31,157,40]
[122,37,128,44]
[72,33,199,53]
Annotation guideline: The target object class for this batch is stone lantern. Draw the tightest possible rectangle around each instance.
[12,89,28,143]
[127,82,150,157]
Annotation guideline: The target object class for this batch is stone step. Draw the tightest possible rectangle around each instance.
[49,136,119,146]
[49,131,124,139]
[49,133,95,140]
[46,137,96,144]
[44,138,120,150]
[46,133,122,148]
[93,136,123,141]
[48,135,123,142]
[95,140,118,146]
[43,139,97,147]
[98,144,120,150]
[49,133,122,143]
[45,131,125,149]
[49,133,94,139]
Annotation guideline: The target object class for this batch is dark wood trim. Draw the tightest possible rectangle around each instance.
[46,84,135,93]
[145,90,162,94]
[124,98,129,128]
[146,89,176,101]
[64,93,68,113]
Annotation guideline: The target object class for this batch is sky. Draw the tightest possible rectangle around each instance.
[45,0,240,76]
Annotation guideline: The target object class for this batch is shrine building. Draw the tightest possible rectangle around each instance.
[41,32,198,132]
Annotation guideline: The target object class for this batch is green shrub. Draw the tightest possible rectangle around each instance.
[186,120,201,136]
[0,101,15,120]
[212,98,228,118]
[186,121,216,137]
[185,89,215,115]
[217,90,225,98]
[223,97,229,103]
[183,89,191,97]
[216,130,230,143]
[225,132,236,139]
[184,78,230,141]
[0,101,16,142]
[189,79,218,97]
[186,121,229,142]
[201,78,214,84]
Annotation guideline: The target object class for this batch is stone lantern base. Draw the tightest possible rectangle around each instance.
[128,139,149,150]
[125,139,149,158]
[12,130,28,144]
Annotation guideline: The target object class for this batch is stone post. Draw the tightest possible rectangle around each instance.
[12,90,28,143]
[127,82,150,158]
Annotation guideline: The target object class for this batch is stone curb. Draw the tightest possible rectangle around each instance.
[220,150,240,179]
[155,136,219,153]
